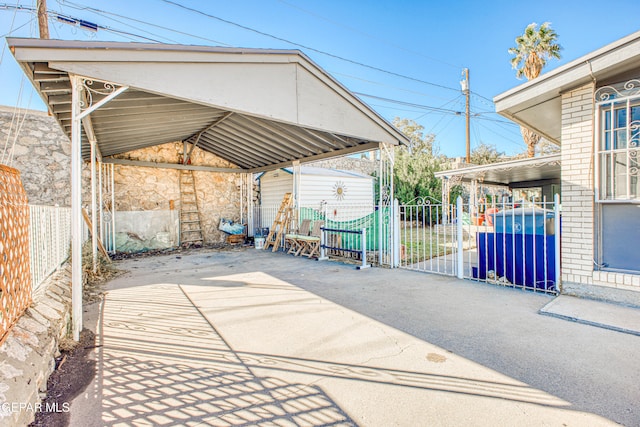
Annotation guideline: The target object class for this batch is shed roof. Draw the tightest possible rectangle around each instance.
[494,30,640,144]
[8,38,408,172]
[257,165,374,181]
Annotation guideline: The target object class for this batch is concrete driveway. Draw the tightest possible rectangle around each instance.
[71,248,639,426]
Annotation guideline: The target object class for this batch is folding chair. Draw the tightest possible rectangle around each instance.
[285,219,311,255]
[297,220,324,258]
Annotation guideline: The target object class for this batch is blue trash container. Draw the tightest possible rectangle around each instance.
[490,208,555,235]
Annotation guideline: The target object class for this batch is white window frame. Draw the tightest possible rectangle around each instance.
[594,80,640,204]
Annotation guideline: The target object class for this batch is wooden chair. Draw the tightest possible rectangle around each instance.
[285,219,311,255]
[297,220,324,258]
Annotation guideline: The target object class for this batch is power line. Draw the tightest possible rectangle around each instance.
[56,0,231,46]
[354,92,464,115]
[1,3,165,42]
[330,70,460,103]
[158,0,461,93]
[277,0,462,70]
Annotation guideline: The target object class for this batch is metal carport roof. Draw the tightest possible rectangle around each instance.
[8,38,408,172]
[8,37,409,341]
[434,154,561,186]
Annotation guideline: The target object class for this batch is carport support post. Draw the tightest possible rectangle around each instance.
[456,196,464,279]
[90,140,98,273]
[70,74,83,341]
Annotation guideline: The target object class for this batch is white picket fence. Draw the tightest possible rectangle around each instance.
[28,205,77,290]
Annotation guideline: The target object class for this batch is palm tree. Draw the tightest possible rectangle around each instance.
[509,22,561,157]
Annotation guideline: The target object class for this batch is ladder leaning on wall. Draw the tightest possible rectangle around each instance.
[179,170,204,246]
[263,192,293,252]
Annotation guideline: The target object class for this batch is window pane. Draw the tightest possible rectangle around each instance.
[614,152,628,198]
[631,108,640,148]
[615,107,627,128]
[631,149,640,199]
[632,105,640,123]
[601,153,612,199]
[601,130,611,151]
[615,129,627,149]
[603,108,611,130]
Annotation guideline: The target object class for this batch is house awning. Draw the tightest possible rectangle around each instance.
[8,38,408,172]
[434,154,561,186]
[493,30,640,144]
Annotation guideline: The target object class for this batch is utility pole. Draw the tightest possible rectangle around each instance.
[37,0,49,39]
[461,68,470,163]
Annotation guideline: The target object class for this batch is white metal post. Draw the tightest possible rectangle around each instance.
[393,198,400,268]
[318,227,327,261]
[90,140,98,273]
[292,160,301,229]
[358,227,371,269]
[98,161,104,251]
[70,75,83,341]
[554,193,561,292]
[245,173,254,237]
[456,196,464,279]
[111,163,116,252]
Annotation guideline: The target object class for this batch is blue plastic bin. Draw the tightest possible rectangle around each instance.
[474,232,556,291]
[490,208,555,235]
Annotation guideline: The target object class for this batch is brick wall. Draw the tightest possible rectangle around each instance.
[560,84,595,287]
[560,84,640,304]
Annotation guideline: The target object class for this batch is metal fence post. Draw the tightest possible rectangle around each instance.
[554,193,561,292]
[392,198,400,268]
[318,227,328,261]
[358,227,371,269]
[456,196,464,279]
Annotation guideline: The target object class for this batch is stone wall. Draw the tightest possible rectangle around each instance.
[112,142,242,246]
[308,155,378,176]
[0,106,71,207]
[0,266,72,427]
[1,105,377,249]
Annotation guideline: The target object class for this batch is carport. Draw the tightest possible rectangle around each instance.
[8,38,408,340]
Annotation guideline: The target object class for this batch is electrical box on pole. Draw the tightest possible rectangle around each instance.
[460,68,470,164]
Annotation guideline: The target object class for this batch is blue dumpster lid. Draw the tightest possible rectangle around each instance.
[489,207,554,217]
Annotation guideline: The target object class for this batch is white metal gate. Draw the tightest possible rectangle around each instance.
[398,195,561,294]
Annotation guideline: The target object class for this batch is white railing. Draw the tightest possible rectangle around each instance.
[29,205,72,290]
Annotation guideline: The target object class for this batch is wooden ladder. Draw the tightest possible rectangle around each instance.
[263,192,293,252]
[179,169,204,246]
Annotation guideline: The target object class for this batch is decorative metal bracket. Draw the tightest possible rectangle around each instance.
[594,79,640,102]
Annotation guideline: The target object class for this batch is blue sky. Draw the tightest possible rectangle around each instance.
[1,0,639,157]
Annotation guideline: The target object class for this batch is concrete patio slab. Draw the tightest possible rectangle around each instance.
[69,248,624,426]
[540,295,640,336]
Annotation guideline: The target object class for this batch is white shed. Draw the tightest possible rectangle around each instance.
[258,166,375,225]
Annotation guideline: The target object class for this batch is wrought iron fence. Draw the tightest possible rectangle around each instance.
[398,196,561,294]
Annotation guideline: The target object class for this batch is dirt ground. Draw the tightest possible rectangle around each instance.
[29,329,96,427]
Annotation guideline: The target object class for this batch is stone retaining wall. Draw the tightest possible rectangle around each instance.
[0,265,72,427]
[0,106,71,207]
[112,142,243,246]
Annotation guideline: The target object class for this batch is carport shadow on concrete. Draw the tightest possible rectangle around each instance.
[71,252,616,426]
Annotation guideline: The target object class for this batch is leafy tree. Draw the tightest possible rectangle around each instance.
[470,142,504,165]
[508,22,561,157]
[392,118,442,209]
